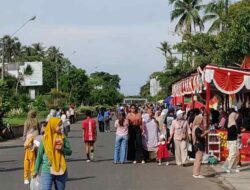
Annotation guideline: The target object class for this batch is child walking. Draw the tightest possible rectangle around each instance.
[82,110,97,162]
[157,134,170,166]
[24,134,36,184]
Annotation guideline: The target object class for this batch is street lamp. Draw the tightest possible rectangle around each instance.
[1,16,36,80]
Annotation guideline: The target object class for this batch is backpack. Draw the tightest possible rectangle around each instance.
[208,155,218,165]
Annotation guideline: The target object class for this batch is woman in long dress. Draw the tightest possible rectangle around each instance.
[126,104,144,164]
[142,108,159,160]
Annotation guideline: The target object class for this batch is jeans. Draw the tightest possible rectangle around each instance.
[105,121,110,131]
[114,135,128,163]
[41,171,68,190]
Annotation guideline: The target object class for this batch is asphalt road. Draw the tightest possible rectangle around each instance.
[0,119,229,190]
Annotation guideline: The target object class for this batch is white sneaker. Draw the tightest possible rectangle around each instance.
[24,179,29,184]
[141,160,145,164]
[158,162,162,166]
[221,165,231,173]
[86,159,91,163]
[165,162,169,166]
[193,175,205,179]
[235,169,240,173]
[133,161,137,164]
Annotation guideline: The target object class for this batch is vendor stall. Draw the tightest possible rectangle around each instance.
[171,64,250,162]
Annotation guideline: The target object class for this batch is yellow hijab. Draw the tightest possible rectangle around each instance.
[43,117,66,173]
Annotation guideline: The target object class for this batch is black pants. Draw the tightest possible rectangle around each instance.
[166,128,175,155]
[98,121,104,132]
[70,115,75,124]
[127,125,144,161]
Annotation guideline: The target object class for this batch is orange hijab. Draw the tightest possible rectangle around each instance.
[43,117,66,173]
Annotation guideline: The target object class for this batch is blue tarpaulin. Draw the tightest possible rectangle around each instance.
[163,96,173,107]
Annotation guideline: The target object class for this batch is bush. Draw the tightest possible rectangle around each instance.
[77,106,96,114]
[6,108,25,118]
[32,95,47,111]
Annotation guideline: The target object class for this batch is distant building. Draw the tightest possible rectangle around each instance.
[150,78,161,97]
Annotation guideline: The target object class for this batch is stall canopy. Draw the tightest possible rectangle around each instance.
[241,56,250,69]
[171,73,203,97]
[204,65,250,94]
[172,65,250,97]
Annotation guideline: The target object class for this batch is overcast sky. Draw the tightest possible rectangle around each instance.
[0,0,180,95]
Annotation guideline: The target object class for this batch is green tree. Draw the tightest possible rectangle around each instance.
[88,72,123,105]
[0,35,22,63]
[47,46,64,90]
[203,0,226,33]
[60,67,90,105]
[32,43,45,57]
[139,81,150,98]
[215,1,250,66]
[158,41,172,69]
[171,0,204,33]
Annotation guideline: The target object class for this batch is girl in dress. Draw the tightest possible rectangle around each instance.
[157,134,170,166]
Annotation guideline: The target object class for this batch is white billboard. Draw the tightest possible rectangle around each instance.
[20,62,43,86]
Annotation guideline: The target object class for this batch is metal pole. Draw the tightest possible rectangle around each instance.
[1,39,4,80]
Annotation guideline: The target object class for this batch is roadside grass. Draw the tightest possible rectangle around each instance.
[3,112,48,126]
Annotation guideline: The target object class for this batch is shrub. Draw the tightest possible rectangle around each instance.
[77,106,96,114]
[32,95,47,111]
[6,108,25,118]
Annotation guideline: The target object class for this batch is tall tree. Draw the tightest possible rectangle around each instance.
[1,35,22,63]
[158,41,172,69]
[32,43,45,57]
[171,0,204,33]
[47,46,64,90]
[203,0,226,33]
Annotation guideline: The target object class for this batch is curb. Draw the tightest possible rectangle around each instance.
[209,165,236,190]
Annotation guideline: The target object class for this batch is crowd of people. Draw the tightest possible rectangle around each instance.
[109,104,250,178]
[21,102,250,189]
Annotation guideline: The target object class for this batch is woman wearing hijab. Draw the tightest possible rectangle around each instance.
[23,110,40,141]
[192,115,210,178]
[169,110,191,166]
[142,108,159,160]
[34,117,72,190]
[222,108,240,173]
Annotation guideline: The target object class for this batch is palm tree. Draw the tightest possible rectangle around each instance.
[21,46,36,57]
[166,56,178,70]
[158,41,172,69]
[1,35,22,63]
[171,0,204,33]
[32,42,45,57]
[47,46,64,90]
[203,0,226,33]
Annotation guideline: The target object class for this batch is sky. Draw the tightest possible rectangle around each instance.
[0,0,180,95]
